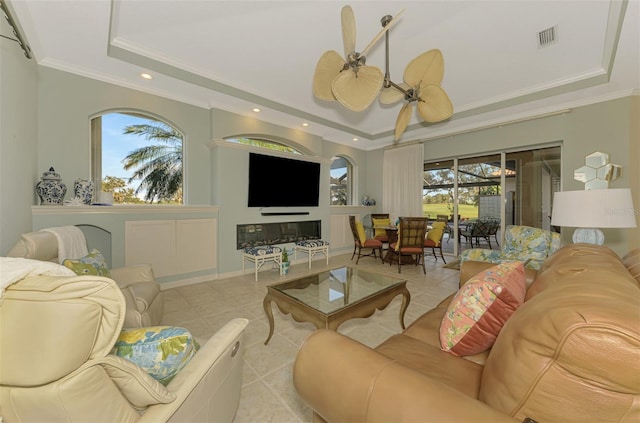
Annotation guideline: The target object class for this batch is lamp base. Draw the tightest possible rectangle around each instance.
[572,228,604,245]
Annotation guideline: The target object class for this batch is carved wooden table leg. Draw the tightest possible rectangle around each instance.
[399,287,410,329]
[263,293,275,345]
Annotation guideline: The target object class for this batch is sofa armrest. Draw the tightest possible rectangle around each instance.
[110,264,155,288]
[110,264,162,326]
[294,330,518,423]
[139,318,249,423]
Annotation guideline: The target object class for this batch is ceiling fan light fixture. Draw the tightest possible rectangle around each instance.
[313,5,454,142]
[404,49,444,87]
[331,66,384,112]
[417,85,454,122]
[379,83,408,105]
[312,50,344,101]
[394,103,413,141]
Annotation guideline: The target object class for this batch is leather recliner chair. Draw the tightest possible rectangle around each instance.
[8,230,163,328]
[0,272,248,422]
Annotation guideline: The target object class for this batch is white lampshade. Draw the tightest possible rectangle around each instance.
[551,188,637,244]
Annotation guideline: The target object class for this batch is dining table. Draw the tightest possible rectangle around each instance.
[374,222,435,264]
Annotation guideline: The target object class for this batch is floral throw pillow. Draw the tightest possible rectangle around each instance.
[440,261,526,356]
[62,249,111,278]
[113,326,200,385]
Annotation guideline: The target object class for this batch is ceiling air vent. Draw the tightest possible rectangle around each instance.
[538,25,558,48]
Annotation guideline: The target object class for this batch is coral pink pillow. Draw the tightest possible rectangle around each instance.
[440,261,526,356]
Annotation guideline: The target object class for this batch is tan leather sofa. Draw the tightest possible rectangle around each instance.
[8,230,163,328]
[294,244,640,422]
[0,272,248,422]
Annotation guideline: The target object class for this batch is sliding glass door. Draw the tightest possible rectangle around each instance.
[423,145,560,257]
[505,147,561,231]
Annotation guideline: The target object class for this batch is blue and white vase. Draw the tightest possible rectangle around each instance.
[36,167,66,205]
[74,178,94,204]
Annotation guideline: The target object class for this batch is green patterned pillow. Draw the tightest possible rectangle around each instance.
[62,249,111,277]
[113,326,199,385]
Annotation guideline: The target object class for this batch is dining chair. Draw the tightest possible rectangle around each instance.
[348,215,384,264]
[423,221,447,263]
[388,217,429,274]
[370,213,391,247]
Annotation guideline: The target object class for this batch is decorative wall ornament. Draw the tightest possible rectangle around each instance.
[573,151,621,189]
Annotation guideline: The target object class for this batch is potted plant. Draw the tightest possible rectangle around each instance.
[280,248,290,275]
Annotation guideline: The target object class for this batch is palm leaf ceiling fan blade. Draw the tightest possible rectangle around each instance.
[404,49,444,87]
[379,83,409,105]
[395,102,413,142]
[360,9,404,58]
[417,84,454,123]
[341,5,356,58]
[332,65,384,112]
[312,50,345,101]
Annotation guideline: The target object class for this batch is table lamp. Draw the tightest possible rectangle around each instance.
[551,188,637,245]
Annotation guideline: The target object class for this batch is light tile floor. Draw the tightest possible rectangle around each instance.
[161,252,460,423]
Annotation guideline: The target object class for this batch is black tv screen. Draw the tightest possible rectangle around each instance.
[248,153,321,207]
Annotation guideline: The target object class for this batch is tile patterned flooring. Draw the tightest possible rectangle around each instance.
[161,252,460,422]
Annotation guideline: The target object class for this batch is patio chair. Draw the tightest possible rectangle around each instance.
[348,215,383,264]
[459,217,500,249]
[423,221,447,263]
[388,217,429,274]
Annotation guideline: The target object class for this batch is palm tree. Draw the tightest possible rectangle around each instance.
[122,123,183,203]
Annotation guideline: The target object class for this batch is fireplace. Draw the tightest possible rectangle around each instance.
[237,220,321,249]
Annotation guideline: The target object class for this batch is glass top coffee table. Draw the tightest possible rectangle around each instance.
[263,266,410,344]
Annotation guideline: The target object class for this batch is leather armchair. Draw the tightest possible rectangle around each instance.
[0,273,248,423]
[460,224,561,270]
[7,230,163,328]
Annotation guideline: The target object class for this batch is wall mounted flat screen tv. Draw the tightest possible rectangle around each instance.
[248,153,321,207]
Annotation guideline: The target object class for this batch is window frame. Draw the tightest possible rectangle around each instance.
[90,110,185,204]
[330,155,353,205]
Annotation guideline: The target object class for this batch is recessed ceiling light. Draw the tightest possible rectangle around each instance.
[140,73,153,80]
[252,108,261,113]
[352,137,359,142]
[302,122,309,127]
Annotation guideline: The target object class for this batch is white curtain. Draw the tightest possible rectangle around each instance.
[382,144,424,223]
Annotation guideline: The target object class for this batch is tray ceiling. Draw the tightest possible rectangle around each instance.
[6,0,639,149]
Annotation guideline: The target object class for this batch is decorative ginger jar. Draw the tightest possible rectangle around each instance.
[74,178,94,204]
[36,167,67,205]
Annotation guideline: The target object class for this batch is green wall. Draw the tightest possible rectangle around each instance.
[1,51,636,264]
[373,98,638,254]
[36,67,212,205]
[0,17,38,254]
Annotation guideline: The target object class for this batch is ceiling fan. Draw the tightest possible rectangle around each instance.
[312,5,403,112]
[380,48,454,142]
[312,5,453,142]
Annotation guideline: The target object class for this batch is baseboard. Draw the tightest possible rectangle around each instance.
[159,274,220,290]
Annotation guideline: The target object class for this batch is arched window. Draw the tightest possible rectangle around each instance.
[225,137,303,155]
[330,156,353,205]
[91,111,184,204]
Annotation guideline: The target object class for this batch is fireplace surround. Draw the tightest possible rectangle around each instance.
[237,220,321,249]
